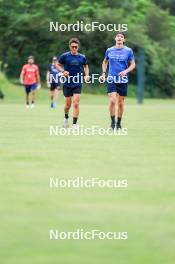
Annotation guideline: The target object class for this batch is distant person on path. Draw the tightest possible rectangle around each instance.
[46,56,61,108]
[20,56,41,108]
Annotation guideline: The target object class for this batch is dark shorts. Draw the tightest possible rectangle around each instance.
[63,86,82,97]
[25,83,37,94]
[50,83,60,91]
[107,83,128,96]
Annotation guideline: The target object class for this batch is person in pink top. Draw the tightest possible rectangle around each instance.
[20,56,41,108]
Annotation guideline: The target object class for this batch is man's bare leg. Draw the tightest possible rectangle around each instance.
[64,96,72,127]
[108,92,117,129]
[54,89,58,103]
[72,93,81,126]
[26,93,30,105]
[117,95,125,129]
[31,90,35,106]
[50,90,54,107]
[50,89,58,107]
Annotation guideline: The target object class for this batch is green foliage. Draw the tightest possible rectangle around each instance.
[0,0,175,97]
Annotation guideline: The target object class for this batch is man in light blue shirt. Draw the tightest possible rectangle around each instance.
[102,32,136,129]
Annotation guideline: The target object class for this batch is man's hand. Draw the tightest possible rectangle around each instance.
[119,70,128,77]
[46,81,51,88]
[37,83,41,90]
[84,75,90,82]
[100,72,106,82]
[63,71,69,77]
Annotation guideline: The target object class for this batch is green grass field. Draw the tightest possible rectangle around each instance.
[0,74,175,264]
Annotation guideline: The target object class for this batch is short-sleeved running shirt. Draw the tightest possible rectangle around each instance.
[48,63,60,84]
[21,64,39,85]
[105,46,134,83]
[58,51,87,88]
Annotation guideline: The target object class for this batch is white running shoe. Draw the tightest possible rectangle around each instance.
[26,104,30,109]
[72,124,78,129]
[63,118,69,128]
[31,103,35,108]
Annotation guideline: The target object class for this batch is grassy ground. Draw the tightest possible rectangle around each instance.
[0,74,175,264]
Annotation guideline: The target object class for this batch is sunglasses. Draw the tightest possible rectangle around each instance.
[71,46,78,49]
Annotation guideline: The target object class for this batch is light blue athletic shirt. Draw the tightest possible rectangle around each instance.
[105,46,134,83]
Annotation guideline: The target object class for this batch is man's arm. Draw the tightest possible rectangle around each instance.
[56,62,63,72]
[20,66,25,84]
[56,63,69,77]
[35,67,41,89]
[46,71,50,82]
[20,72,24,84]
[46,71,50,88]
[83,64,90,82]
[119,60,136,77]
[101,59,108,80]
[36,70,41,84]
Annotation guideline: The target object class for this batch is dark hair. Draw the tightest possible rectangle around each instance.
[69,37,80,46]
[116,32,126,38]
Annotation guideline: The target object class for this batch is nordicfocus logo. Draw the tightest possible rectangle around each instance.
[49,73,128,84]
[49,229,128,240]
[49,177,128,189]
[49,126,128,136]
[50,21,127,32]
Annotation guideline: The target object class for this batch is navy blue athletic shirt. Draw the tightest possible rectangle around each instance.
[58,51,87,88]
[48,63,60,84]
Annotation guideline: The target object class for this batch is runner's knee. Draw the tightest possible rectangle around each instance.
[118,97,124,108]
[73,100,79,109]
[109,96,116,106]
[65,97,72,106]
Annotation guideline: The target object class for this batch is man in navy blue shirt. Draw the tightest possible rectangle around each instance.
[46,56,60,108]
[102,32,136,129]
[57,38,89,128]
